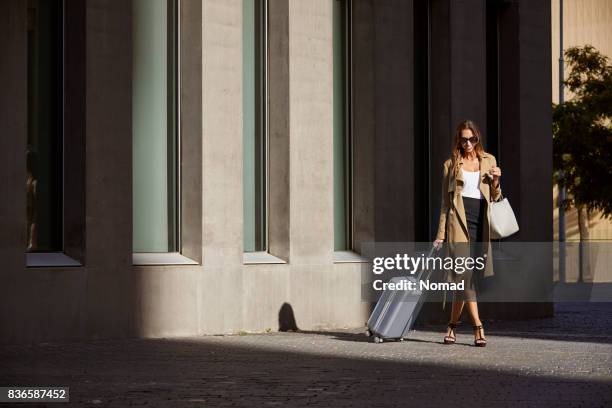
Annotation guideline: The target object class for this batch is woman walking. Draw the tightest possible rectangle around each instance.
[433,120,502,347]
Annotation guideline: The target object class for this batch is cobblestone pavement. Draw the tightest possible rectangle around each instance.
[1,303,611,407]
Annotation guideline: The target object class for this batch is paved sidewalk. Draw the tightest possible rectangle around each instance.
[1,303,611,407]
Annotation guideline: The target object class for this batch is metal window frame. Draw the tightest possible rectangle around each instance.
[26,0,78,267]
[260,0,269,252]
[244,0,269,254]
[344,0,353,251]
[175,0,182,252]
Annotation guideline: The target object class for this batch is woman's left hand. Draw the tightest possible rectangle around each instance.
[489,166,501,187]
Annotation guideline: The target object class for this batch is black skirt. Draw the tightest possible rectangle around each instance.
[453,196,486,301]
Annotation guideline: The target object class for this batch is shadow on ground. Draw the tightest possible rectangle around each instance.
[1,303,611,407]
[1,330,611,407]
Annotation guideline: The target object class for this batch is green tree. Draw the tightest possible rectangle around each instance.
[553,45,612,219]
[553,45,612,282]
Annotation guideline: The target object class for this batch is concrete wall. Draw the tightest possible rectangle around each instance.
[0,0,554,344]
[551,0,612,104]
[0,0,368,345]
[131,0,369,338]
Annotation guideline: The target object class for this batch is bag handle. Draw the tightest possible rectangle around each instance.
[487,175,503,202]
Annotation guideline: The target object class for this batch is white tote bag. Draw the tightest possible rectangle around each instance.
[489,194,519,239]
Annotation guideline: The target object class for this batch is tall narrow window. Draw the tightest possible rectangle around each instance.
[133,0,178,253]
[27,0,64,253]
[243,0,267,252]
[486,0,501,158]
[333,0,352,251]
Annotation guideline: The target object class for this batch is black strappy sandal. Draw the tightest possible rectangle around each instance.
[443,322,458,345]
[473,324,487,347]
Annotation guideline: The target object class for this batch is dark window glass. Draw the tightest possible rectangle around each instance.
[333,0,352,251]
[243,0,267,252]
[27,0,64,252]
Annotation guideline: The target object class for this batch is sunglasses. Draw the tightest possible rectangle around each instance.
[460,136,479,145]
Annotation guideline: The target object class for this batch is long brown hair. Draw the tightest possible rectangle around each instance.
[451,119,485,171]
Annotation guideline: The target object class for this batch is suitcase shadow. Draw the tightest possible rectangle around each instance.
[278,303,472,346]
[290,330,372,343]
[292,330,467,346]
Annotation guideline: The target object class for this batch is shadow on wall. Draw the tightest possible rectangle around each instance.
[278,302,299,332]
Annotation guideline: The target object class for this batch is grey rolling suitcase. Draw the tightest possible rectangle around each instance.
[366,246,437,343]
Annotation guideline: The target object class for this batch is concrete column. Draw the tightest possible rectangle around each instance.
[499,0,553,242]
[63,0,87,263]
[283,0,335,329]
[0,0,27,342]
[180,0,203,263]
[430,0,488,234]
[199,0,244,333]
[429,0,452,224]
[0,0,27,276]
[268,0,291,261]
[85,0,134,338]
[200,0,243,268]
[352,0,416,246]
[352,0,376,250]
[372,0,415,242]
[449,0,487,132]
[494,0,553,318]
[287,0,334,265]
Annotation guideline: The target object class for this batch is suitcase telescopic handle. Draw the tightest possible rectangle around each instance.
[414,245,440,282]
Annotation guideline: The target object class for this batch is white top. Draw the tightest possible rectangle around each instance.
[460,168,484,199]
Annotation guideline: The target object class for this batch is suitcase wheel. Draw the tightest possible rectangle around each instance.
[399,338,404,342]
[364,329,372,337]
[373,336,383,344]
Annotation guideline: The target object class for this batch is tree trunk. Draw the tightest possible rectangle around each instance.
[577,205,592,282]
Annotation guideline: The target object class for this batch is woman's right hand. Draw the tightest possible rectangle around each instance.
[433,239,444,250]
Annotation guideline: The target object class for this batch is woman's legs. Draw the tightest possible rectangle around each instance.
[444,197,488,344]
[462,197,487,342]
[465,301,482,326]
[450,299,464,322]
[465,301,485,342]
[446,298,465,338]
[446,300,486,342]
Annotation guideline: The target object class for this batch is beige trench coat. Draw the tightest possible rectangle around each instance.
[435,152,502,279]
